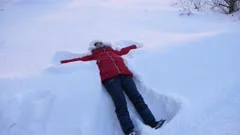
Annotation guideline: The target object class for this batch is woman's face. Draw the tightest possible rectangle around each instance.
[94,42,104,49]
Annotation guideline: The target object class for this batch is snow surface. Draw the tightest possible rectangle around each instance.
[0,0,240,135]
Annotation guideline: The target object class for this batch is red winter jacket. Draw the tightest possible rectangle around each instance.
[61,45,137,82]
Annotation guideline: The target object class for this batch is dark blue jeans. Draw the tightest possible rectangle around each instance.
[103,75,157,134]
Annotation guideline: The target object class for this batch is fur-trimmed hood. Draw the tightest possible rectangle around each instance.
[88,40,114,51]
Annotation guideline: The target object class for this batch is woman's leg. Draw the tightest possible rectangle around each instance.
[103,76,134,135]
[120,75,157,127]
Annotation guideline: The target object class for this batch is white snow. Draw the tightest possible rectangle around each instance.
[0,0,240,135]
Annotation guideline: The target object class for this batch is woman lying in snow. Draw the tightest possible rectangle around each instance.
[60,40,165,135]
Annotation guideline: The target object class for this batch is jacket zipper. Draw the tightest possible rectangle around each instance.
[106,51,121,73]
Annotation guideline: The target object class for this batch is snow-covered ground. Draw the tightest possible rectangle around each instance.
[0,0,240,135]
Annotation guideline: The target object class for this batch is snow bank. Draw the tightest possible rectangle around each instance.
[46,40,186,135]
[0,40,187,135]
[1,1,240,135]
[0,66,185,135]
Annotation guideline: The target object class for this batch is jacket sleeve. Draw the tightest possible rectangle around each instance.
[60,55,93,64]
[115,45,137,56]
